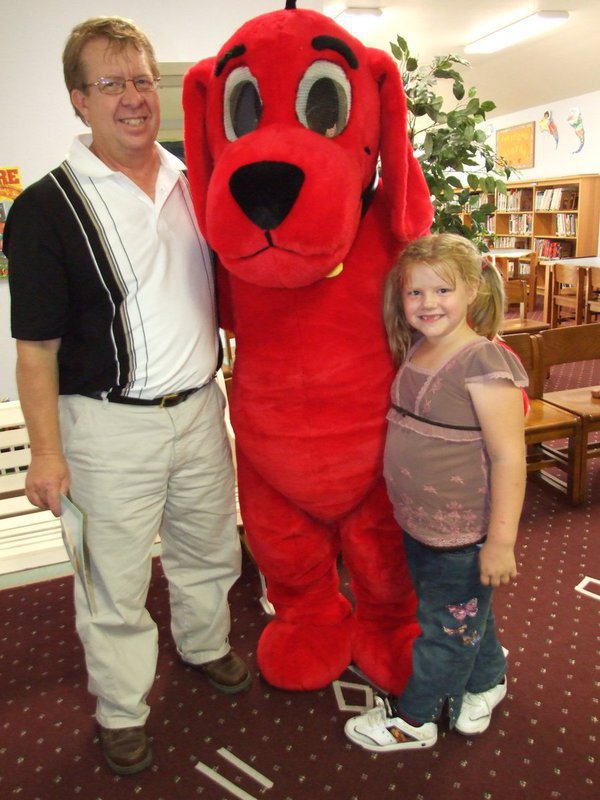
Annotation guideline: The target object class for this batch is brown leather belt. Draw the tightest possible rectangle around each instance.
[83,386,202,408]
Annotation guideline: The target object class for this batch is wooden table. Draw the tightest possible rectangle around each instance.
[556,257,600,267]
[499,318,550,335]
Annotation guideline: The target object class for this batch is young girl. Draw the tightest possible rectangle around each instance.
[345,233,528,752]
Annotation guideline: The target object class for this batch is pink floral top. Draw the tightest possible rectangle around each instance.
[384,337,528,548]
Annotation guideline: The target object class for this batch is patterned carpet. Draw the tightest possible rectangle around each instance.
[0,350,598,800]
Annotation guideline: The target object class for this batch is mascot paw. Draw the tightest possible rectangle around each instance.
[352,620,420,695]
[258,617,353,691]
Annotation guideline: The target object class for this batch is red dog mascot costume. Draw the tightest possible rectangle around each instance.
[183,1,433,693]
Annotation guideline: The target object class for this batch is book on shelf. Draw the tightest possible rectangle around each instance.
[535,187,578,211]
[496,188,533,212]
[534,238,575,260]
[555,213,577,237]
[493,236,531,249]
[560,190,578,210]
[508,213,533,234]
[494,235,517,248]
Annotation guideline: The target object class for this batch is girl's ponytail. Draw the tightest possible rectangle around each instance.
[469,256,505,339]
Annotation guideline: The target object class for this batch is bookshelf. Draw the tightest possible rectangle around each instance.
[494,174,600,260]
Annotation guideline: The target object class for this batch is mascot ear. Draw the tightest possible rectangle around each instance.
[182,58,216,237]
[367,48,433,243]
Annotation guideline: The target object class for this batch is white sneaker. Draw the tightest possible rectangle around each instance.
[455,678,508,736]
[344,696,437,752]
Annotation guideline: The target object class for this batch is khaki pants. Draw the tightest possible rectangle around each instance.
[59,381,240,728]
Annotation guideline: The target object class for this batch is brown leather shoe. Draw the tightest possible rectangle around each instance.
[187,650,251,694]
[98,724,152,775]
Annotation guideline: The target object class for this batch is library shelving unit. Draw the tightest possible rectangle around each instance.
[494,174,600,260]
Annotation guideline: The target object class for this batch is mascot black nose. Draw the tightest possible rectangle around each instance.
[229,161,305,230]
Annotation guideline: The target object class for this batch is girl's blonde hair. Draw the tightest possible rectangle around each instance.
[383,233,505,365]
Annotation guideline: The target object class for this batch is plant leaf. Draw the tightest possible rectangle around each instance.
[397,40,511,249]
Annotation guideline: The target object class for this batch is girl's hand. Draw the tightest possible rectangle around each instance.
[479,540,517,587]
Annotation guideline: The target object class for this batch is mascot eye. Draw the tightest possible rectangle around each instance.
[296,61,351,138]
[223,67,263,141]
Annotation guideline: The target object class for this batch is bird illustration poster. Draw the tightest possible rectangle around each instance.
[539,111,559,148]
[567,108,585,153]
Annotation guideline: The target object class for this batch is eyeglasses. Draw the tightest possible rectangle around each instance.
[83,76,161,95]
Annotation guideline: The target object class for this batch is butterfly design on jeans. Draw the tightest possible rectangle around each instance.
[447,598,478,621]
[443,624,481,647]
[443,624,467,636]
[462,630,481,646]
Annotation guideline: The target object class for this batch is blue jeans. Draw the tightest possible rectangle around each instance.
[393,533,507,727]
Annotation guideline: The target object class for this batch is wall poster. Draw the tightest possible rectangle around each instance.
[496,122,535,169]
[0,167,23,279]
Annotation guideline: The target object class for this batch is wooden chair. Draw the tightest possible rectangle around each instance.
[584,266,600,323]
[538,323,600,504]
[534,259,548,312]
[514,251,538,312]
[499,280,549,335]
[501,333,584,504]
[547,262,586,327]
[494,251,537,312]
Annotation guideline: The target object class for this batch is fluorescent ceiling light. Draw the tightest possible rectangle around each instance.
[334,5,383,34]
[464,11,569,54]
[340,6,383,16]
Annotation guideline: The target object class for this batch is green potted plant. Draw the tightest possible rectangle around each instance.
[391,36,513,249]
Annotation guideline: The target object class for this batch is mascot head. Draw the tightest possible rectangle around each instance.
[183,0,432,288]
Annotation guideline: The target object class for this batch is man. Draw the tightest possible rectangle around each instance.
[4,16,250,776]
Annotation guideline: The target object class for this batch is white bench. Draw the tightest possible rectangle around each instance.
[0,401,65,575]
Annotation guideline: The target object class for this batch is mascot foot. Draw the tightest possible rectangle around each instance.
[352,619,420,695]
[258,617,353,691]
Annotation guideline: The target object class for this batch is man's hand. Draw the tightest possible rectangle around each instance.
[25,452,70,517]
